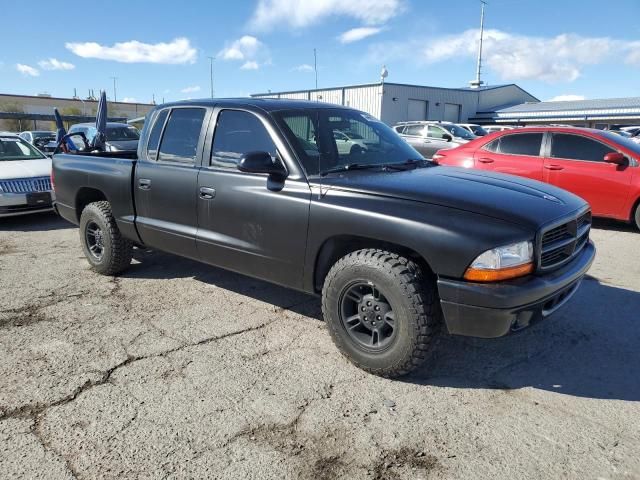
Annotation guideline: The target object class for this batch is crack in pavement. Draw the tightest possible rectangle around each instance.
[0,297,317,423]
[31,415,81,480]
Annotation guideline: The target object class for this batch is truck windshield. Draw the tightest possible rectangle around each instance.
[106,126,140,141]
[274,108,425,176]
[0,136,46,161]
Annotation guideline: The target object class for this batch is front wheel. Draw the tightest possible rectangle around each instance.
[79,201,132,275]
[322,249,441,378]
[634,203,640,231]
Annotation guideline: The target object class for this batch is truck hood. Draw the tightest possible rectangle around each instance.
[0,158,51,180]
[319,165,587,230]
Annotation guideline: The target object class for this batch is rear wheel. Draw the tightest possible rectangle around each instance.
[79,201,132,275]
[322,249,441,378]
[634,203,640,231]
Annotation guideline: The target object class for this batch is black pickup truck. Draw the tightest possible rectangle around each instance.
[52,99,595,377]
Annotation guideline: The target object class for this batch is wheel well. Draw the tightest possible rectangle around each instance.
[631,196,640,223]
[313,235,433,293]
[75,188,107,222]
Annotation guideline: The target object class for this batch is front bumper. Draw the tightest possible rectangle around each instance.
[437,241,595,338]
[0,192,53,217]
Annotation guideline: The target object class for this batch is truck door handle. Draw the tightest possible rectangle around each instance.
[478,158,494,164]
[199,187,216,199]
[544,164,564,171]
[138,178,151,190]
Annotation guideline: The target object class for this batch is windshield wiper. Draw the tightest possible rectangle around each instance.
[319,163,386,176]
[383,158,432,171]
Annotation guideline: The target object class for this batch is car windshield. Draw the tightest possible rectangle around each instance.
[600,130,640,156]
[0,136,46,161]
[32,131,55,140]
[440,124,476,140]
[106,126,140,141]
[274,108,425,176]
[470,125,488,136]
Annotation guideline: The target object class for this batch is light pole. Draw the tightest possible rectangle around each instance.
[208,56,215,98]
[110,76,118,102]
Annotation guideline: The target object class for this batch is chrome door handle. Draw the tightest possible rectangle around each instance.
[199,187,216,199]
[138,178,151,190]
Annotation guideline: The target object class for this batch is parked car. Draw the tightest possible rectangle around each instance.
[52,99,594,378]
[18,130,57,152]
[482,125,517,133]
[332,129,370,155]
[459,123,488,136]
[393,121,476,158]
[0,132,53,217]
[433,126,640,230]
[620,126,640,136]
[67,122,140,152]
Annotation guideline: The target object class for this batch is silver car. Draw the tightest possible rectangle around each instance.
[393,121,476,159]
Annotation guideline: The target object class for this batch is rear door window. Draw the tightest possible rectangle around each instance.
[146,109,169,160]
[498,133,543,156]
[210,110,277,169]
[550,134,613,162]
[404,125,425,136]
[157,108,206,164]
[427,126,447,139]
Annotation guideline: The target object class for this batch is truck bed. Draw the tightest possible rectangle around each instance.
[52,152,140,242]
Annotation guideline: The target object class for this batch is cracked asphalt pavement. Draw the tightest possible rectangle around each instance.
[1,213,639,479]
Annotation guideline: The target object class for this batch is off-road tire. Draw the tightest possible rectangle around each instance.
[79,201,132,275]
[322,249,441,378]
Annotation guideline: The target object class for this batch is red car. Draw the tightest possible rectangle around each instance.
[434,127,640,230]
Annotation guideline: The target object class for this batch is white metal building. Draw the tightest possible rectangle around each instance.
[472,97,640,128]
[252,82,538,126]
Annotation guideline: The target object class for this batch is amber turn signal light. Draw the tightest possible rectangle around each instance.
[463,262,534,282]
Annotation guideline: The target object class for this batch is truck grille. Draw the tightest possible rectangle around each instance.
[0,177,51,194]
[539,210,591,270]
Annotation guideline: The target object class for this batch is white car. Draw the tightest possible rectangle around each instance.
[482,125,518,133]
[458,123,489,136]
[333,129,369,155]
[0,132,53,217]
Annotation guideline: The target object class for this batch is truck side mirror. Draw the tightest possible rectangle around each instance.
[238,151,288,179]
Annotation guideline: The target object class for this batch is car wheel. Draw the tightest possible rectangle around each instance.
[322,249,441,378]
[634,203,640,231]
[79,201,132,275]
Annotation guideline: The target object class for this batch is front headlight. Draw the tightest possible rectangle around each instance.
[464,240,534,282]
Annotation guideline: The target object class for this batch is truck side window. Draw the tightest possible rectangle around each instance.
[146,109,168,160]
[211,110,277,169]
[157,108,206,164]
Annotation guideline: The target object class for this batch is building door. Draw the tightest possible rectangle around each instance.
[444,103,461,122]
[407,99,428,121]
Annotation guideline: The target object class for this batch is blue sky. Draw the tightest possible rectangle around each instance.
[2,0,640,104]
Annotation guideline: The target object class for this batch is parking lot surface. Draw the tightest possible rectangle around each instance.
[1,213,639,479]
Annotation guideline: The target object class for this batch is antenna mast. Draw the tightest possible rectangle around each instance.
[470,1,486,89]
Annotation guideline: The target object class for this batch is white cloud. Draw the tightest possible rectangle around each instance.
[416,29,633,83]
[180,85,201,93]
[65,37,196,64]
[241,61,259,70]
[16,64,39,77]
[293,63,314,72]
[218,35,270,70]
[369,30,640,84]
[218,36,263,61]
[547,94,586,102]
[122,97,137,103]
[338,27,383,44]
[250,0,403,30]
[38,58,75,70]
